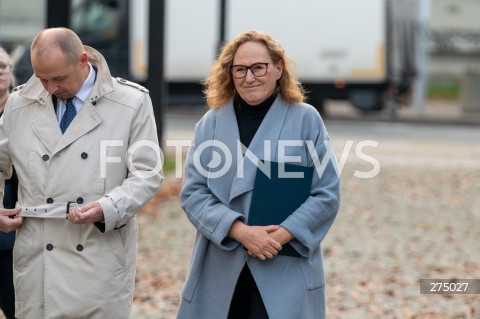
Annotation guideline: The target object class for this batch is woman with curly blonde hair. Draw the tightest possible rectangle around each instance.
[178,30,340,319]
[203,29,305,108]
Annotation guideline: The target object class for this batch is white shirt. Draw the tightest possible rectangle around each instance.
[56,62,96,124]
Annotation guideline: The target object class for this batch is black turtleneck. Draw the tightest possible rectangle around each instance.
[234,93,276,148]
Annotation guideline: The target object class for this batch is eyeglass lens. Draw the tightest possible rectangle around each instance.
[231,63,268,78]
[0,63,11,71]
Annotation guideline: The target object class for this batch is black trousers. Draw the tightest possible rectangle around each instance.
[0,250,15,319]
[228,265,269,319]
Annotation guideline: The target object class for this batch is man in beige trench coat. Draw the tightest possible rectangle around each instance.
[0,28,163,318]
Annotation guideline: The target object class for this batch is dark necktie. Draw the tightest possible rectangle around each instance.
[60,98,77,134]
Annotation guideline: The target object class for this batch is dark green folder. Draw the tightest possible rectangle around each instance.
[247,161,314,257]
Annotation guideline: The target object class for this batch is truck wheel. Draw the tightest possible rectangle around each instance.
[351,90,384,112]
[308,94,326,117]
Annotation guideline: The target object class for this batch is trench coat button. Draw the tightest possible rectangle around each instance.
[76,244,84,252]
[46,244,54,251]
[42,154,49,161]
[46,198,54,204]
[76,197,84,204]
[91,101,97,106]
[81,152,88,159]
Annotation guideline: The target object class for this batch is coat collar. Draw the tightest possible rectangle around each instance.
[208,96,290,203]
[21,46,109,154]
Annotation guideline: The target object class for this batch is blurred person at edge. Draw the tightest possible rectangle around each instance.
[177,30,340,319]
[0,28,163,319]
[0,46,20,319]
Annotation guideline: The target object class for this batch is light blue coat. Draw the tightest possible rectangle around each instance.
[177,97,340,319]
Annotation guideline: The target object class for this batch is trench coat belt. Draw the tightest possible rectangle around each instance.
[16,202,74,219]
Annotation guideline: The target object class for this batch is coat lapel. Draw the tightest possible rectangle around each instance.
[53,101,102,155]
[30,97,102,156]
[31,95,63,154]
[206,102,240,205]
[229,97,290,202]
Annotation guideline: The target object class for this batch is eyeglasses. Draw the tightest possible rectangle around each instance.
[230,63,269,79]
[0,63,12,71]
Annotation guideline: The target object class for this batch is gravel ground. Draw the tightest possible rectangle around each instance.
[130,136,480,319]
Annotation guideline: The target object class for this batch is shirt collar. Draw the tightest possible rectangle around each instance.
[75,62,96,104]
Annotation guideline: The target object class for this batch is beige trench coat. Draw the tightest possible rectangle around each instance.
[0,47,163,319]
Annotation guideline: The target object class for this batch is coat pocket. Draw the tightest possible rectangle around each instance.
[91,229,127,277]
[181,239,208,302]
[181,269,203,303]
[104,229,128,274]
[297,252,326,291]
[12,224,34,271]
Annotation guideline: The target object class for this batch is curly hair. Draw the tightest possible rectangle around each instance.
[203,30,305,108]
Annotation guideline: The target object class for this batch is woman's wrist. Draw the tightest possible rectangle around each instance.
[228,219,246,242]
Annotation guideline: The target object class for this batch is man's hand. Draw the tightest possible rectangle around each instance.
[0,208,22,233]
[66,201,105,224]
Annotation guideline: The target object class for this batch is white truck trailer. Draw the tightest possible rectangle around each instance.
[164,0,418,112]
[3,0,418,112]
